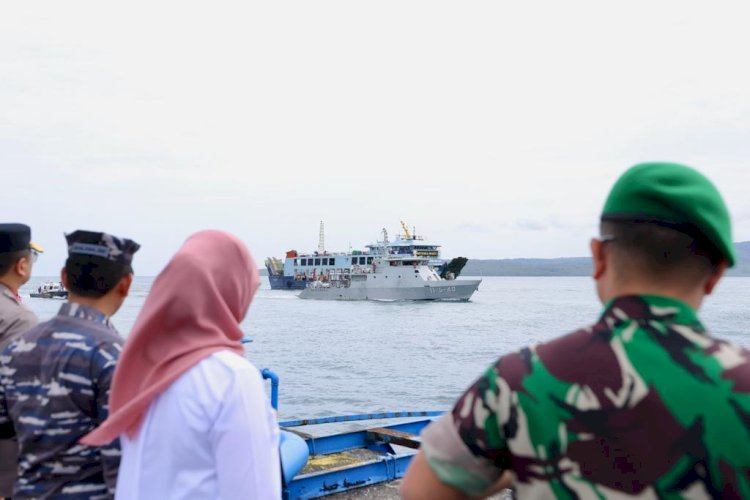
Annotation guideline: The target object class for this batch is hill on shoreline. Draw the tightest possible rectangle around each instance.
[461,241,750,277]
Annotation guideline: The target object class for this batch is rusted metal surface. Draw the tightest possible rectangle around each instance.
[300,449,382,474]
[327,480,514,499]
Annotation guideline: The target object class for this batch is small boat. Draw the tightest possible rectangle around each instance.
[30,282,69,299]
[259,369,440,499]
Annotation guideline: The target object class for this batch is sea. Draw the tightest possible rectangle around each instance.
[18,276,750,426]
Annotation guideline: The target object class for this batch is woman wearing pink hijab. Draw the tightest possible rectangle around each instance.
[82,230,280,499]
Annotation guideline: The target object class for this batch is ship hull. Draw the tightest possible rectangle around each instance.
[298,279,481,301]
[29,291,68,299]
[268,275,308,290]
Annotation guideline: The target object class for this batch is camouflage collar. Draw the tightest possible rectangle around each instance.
[601,294,702,330]
[57,302,112,327]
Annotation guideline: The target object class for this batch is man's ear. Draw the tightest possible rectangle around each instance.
[14,254,31,280]
[118,273,134,298]
[61,267,68,289]
[704,260,727,296]
[590,238,607,280]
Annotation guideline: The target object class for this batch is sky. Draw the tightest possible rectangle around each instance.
[2,1,750,275]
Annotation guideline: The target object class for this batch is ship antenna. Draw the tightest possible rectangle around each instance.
[318,220,325,254]
[381,228,390,255]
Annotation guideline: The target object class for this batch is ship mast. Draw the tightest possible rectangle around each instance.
[318,220,325,253]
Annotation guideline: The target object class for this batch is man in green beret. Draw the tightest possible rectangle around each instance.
[403,162,750,498]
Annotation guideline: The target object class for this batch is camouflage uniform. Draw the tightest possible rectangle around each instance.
[0,302,122,499]
[421,294,750,498]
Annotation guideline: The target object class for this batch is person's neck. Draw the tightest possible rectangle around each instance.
[67,294,118,317]
[0,277,20,295]
[604,283,704,310]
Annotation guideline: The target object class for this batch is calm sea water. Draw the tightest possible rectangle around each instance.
[19,276,750,424]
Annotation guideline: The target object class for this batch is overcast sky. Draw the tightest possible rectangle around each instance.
[2,1,749,275]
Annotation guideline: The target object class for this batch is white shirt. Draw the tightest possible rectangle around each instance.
[115,350,281,499]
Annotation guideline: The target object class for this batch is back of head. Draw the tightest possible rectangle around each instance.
[601,220,721,287]
[601,162,734,289]
[65,230,140,298]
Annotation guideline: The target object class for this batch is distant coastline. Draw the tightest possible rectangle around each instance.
[260,241,750,277]
[462,241,750,277]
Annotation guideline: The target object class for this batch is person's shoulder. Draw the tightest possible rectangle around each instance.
[22,316,121,353]
[18,304,37,325]
[488,326,600,392]
[168,351,262,408]
[535,326,602,358]
[705,336,750,390]
[54,317,123,348]
[88,327,123,348]
[0,304,37,348]
[497,326,597,365]
[0,291,37,321]
[0,285,17,306]
[206,350,260,378]
[198,351,264,397]
[3,315,52,346]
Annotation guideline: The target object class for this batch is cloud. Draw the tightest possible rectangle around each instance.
[516,219,548,232]
[456,223,491,234]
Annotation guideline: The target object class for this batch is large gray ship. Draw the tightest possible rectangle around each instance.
[266,221,468,290]
[298,244,481,302]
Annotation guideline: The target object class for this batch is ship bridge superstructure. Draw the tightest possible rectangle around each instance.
[265,222,450,290]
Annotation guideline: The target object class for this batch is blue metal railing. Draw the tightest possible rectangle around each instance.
[257,364,443,429]
[279,411,443,428]
[261,368,280,410]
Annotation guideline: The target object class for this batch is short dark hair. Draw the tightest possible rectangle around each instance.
[65,255,131,298]
[0,250,30,277]
[601,220,722,285]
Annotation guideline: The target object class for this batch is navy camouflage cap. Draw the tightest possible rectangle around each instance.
[65,230,140,267]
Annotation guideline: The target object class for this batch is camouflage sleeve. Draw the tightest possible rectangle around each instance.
[0,392,12,439]
[420,361,512,496]
[90,340,122,496]
[0,349,14,439]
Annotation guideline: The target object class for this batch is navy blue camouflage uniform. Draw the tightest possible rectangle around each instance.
[0,303,122,499]
[0,229,139,499]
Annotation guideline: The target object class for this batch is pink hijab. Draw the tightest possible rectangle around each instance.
[81,230,260,446]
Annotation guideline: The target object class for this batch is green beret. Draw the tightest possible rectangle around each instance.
[601,162,735,267]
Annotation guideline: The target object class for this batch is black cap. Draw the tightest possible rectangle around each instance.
[65,230,140,267]
[0,223,43,254]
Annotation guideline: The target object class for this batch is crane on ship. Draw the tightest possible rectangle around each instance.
[400,220,413,240]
